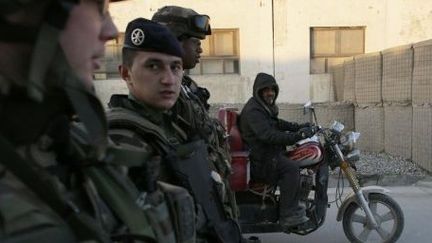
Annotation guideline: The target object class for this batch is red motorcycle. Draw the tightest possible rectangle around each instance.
[218,102,404,243]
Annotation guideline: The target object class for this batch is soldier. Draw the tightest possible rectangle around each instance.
[0,1,187,242]
[106,18,242,243]
[151,4,239,230]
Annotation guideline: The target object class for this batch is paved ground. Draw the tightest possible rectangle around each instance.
[244,179,432,243]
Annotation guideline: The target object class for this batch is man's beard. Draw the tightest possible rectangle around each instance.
[263,96,274,105]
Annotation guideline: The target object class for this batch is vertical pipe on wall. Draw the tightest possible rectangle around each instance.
[271,0,275,76]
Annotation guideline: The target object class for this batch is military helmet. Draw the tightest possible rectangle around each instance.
[152,5,211,40]
[0,0,126,157]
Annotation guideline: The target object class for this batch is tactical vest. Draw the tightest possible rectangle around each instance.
[107,107,242,243]
[174,76,238,219]
[106,108,196,243]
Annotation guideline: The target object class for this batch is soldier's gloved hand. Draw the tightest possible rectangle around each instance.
[297,126,316,139]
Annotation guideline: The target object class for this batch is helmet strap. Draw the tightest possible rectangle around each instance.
[27,24,61,101]
[26,0,75,101]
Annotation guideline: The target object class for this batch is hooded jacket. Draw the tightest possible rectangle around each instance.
[239,73,303,167]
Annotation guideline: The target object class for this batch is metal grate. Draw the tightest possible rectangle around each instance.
[384,104,413,159]
[412,40,432,105]
[354,52,382,104]
[355,105,384,152]
[343,58,355,102]
[412,105,432,171]
[382,45,413,103]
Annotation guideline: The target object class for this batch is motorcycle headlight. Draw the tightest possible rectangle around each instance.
[345,149,361,162]
[341,131,361,151]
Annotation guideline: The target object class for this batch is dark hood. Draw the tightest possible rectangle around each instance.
[252,72,279,115]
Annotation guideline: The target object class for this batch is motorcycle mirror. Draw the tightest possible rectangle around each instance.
[330,121,345,132]
[303,101,313,115]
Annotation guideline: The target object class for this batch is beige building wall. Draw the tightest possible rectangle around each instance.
[275,0,432,103]
[97,0,432,105]
[98,0,274,105]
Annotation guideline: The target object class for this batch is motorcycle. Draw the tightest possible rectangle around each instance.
[217,102,404,242]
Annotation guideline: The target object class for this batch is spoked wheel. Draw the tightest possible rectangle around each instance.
[342,193,404,243]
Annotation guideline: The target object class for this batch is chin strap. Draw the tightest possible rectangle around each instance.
[27,24,61,101]
[26,0,75,101]
[50,50,109,160]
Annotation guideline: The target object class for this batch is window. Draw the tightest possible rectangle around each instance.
[310,27,365,74]
[189,28,240,75]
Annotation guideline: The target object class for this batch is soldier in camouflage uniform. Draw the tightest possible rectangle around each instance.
[151,3,240,231]
[106,18,242,243]
[0,1,191,242]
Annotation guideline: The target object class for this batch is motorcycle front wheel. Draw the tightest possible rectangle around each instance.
[342,193,404,243]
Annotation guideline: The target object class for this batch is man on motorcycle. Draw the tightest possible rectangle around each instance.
[239,72,316,228]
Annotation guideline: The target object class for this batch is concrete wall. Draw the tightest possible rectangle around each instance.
[105,0,432,104]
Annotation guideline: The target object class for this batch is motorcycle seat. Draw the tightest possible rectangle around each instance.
[218,108,250,191]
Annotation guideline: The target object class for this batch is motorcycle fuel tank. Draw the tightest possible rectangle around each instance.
[287,141,324,168]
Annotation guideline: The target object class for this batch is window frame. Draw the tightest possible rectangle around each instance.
[190,28,240,75]
[310,26,365,74]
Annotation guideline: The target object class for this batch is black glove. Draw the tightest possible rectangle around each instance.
[297,126,315,139]
[300,122,313,128]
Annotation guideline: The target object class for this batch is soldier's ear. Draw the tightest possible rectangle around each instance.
[119,64,132,84]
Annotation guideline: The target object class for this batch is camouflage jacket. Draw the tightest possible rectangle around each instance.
[106,94,245,243]
[0,90,167,243]
[106,94,197,243]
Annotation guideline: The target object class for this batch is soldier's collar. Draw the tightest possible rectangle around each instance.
[128,94,165,124]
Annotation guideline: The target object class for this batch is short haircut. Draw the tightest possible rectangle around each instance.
[122,48,138,68]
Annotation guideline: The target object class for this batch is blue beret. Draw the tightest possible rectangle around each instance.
[123,18,184,59]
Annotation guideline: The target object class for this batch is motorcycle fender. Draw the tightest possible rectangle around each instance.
[336,186,391,221]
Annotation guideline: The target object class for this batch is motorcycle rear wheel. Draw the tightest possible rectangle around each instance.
[342,193,404,243]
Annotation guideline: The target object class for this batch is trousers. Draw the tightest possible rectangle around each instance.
[274,153,303,218]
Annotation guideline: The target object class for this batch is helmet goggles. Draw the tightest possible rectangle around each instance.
[153,14,211,37]
[190,14,210,34]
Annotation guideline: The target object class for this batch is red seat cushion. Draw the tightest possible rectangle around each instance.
[218,108,250,191]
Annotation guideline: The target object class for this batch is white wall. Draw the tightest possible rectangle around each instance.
[104,0,432,104]
[384,0,432,47]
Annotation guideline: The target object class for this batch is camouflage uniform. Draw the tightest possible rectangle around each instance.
[176,76,238,217]
[0,1,178,242]
[153,5,239,221]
